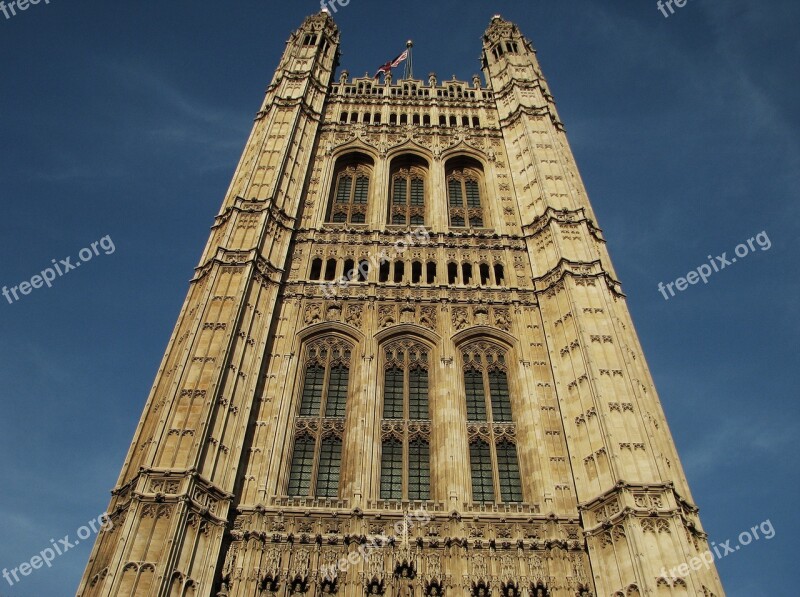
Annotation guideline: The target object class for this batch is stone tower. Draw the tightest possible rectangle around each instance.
[78,12,725,597]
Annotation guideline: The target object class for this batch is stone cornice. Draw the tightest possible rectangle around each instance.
[212,196,296,232]
[577,480,698,514]
[280,283,537,306]
[522,207,605,243]
[533,258,623,297]
[499,103,563,130]
[193,247,283,284]
[295,227,527,251]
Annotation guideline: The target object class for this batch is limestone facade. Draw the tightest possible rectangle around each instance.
[77,12,725,597]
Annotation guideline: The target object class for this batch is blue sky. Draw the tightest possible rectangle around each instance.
[0,0,797,595]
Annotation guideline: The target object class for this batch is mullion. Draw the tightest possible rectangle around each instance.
[318,356,333,419]
[403,358,410,420]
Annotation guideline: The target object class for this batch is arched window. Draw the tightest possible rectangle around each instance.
[494,263,505,286]
[379,260,390,283]
[426,262,437,284]
[462,263,473,285]
[462,341,522,503]
[412,261,423,284]
[380,340,431,501]
[287,336,352,498]
[389,155,428,226]
[394,261,405,283]
[309,258,323,281]
[479,263,491,285]
[326,154,373,225]
[447,262,458,285]
[324,258,337,281]
[446,157,486,228]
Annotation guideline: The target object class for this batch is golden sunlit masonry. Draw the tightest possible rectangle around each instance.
[78,12,725,596]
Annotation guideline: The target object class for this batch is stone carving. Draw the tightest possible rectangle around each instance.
[345,304,363,327]
[378,306,396,328]
[452,307,469,330]
[304,303,322,325]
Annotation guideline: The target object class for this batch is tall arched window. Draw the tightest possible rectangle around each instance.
[462,341,522,503]
[380,339,431,501]
[326,154,373,225]
[446,157,486,228]
[287,336,352,498]
[388,155,428,226]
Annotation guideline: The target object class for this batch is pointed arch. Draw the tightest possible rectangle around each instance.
[376,333,434,502]
[458,336,523,504]
[286,333,355,498]
[445,155,487,229]
[387,153,430,226]
[325,152,375,225]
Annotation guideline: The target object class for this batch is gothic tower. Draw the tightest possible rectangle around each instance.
[78,12,725,597]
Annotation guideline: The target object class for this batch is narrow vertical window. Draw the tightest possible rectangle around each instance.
[411,261,423,284]
[299,365,325,416]
[309,258,323,281]
[494,264,506,286]
[447,262,458,284]
[316,437,342,497]
[489,369,513,422]
[380,341,432,501]
[383,367,404,419]
[408,438,431,501]
[497,440,523,502]
[380,439,403,500]
[465,370,487,421]
[287,435,315,497]
[480,263,491,285]
[426,262,437,284]
[325,365,349,417]
[408,367,429,420]
[470,440,494,502]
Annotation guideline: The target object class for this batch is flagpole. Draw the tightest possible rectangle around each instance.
[404,40,413,80]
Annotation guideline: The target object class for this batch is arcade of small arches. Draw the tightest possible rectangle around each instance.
[338,110,482,129]
[307,255,507,288]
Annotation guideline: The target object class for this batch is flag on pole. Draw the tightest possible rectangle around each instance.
[374,49,409,79]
